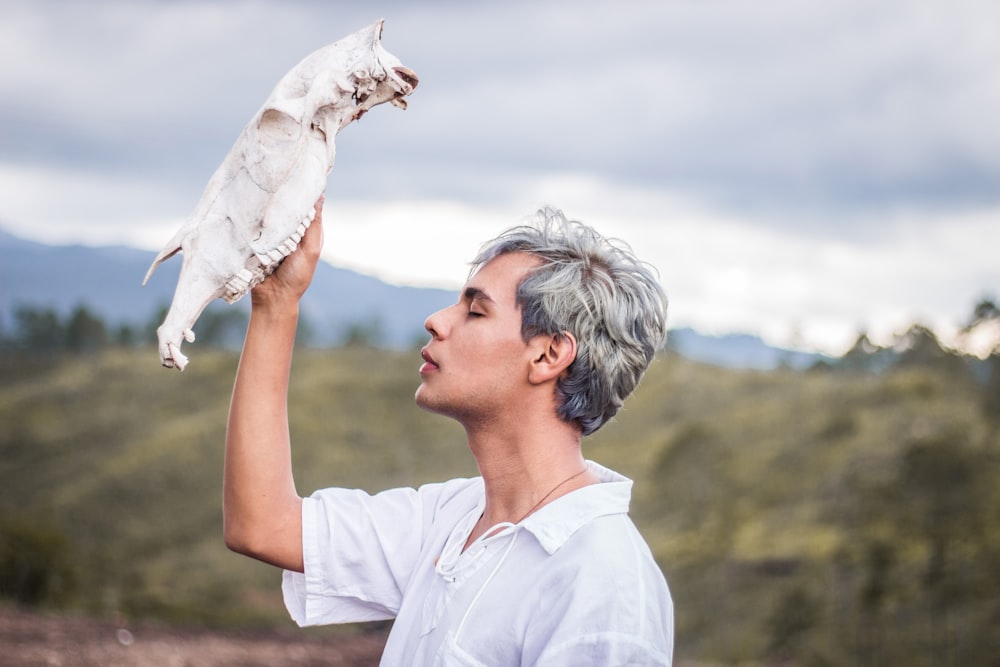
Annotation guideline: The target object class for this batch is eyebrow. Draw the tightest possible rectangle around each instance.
[463,286,495,305]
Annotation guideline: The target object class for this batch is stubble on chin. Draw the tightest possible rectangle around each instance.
[413,383,430,411]
[414,382,445,416]
[414,382,471,425]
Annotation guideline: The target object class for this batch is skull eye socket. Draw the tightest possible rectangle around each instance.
[258,109,301,147]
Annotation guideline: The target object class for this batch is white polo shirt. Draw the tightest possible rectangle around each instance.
[283,461,673,665]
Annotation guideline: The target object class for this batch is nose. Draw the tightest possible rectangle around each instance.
[424,307,447,339]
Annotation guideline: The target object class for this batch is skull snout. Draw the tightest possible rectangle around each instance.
[393,66,419,90]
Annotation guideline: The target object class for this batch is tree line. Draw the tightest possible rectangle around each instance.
[4,297,998,368]
[0,304,154,354]
[0,300,408,356]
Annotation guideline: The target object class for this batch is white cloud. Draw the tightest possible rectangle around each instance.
[0,162,189,250]
[324,174,1000,355]
[320,198,515,290]
[1,0,998,356]
[6,0,1000,221]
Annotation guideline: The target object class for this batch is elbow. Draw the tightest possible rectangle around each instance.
[223,521,254,557]
[222,496,267,557]
[222,513,271,559]
[221,500,304,571]
[224,523,273,562]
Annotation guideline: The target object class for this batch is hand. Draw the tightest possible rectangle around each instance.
[252,196,326,308]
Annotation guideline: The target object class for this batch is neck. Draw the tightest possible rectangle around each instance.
[463,417,595,544]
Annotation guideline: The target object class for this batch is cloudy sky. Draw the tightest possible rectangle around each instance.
[1,0,998,354]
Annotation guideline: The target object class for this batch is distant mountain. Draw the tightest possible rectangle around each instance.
[0,226,455,349]
[668,327,830,370]
[0,227,828,367]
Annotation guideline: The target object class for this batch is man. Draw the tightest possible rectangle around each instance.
[224,197,673,665]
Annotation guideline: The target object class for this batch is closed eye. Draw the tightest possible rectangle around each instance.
[462,286,493,319]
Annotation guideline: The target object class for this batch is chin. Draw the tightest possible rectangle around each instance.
[414,385,461,421]
[413,384,439,413]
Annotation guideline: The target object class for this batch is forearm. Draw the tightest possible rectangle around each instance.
[224,300,304,571]
[223,196,323,572]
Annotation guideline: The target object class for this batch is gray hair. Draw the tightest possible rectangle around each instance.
[471,207,668,435]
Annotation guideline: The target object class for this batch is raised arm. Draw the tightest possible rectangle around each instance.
[223,197,325,572]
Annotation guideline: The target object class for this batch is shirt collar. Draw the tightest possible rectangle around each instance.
[518,460,633,555]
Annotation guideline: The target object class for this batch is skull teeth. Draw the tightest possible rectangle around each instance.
[224,268,257,296]
[166,343,189,371]
[224,270,267,302]
[253,226,307,271]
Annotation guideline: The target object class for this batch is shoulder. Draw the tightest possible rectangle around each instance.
[417,476,483,521]
[424,476,483,505]
[521,516,674,663]
[306,476,481,511]
[302,477,483,542]
[550,513,668,592]
[529,515,672,632]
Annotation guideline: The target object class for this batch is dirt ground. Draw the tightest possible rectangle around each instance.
[0,607,389,667]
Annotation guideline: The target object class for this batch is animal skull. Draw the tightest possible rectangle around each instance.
[143,19,418,369]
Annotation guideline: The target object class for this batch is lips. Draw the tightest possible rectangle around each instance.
[419,348,439,374]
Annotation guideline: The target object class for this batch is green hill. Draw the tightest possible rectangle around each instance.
[2,347,998,665]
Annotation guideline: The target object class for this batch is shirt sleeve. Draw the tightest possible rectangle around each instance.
[282,485,428,627]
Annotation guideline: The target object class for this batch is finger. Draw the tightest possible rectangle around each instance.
[300,209,324,255]
[304,196,325,248]
[313,195,325,225]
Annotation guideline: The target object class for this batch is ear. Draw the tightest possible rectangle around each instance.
[527,331,577,385]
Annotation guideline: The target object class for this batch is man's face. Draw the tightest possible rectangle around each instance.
[415,252,542,426]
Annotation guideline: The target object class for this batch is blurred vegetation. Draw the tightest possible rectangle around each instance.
[0,302,253,357]
[1,299,998,665]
